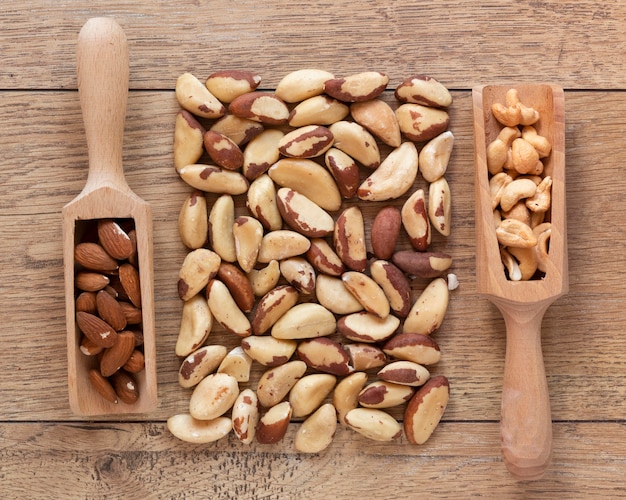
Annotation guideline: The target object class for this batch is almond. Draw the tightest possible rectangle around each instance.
[95,290,127,331]
[110,370,139,405]
[97,219,134,260]
[75,291,97,314]
[119,263,141,308]
[122,349,146,374]
[76,311,118,348]
[100,330,136,377]
[74,242,118,272]
[75,271,110,292]
[118,301,142,325]
[88,368,118,404]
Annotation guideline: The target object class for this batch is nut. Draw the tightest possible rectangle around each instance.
[343,343,387,371]
[510,138,541,175]
[337,311,399,343]
[370,206,402,260]
[203,130,244,170]
[178,190,208,250]
[206,279,252,337]
[241,335,298,367]
[256,401,293,444]
[358,380,414,409]
[306,237,346,277]
[344,408,402,442]
[246,174,283,231]
[289,373,337,418]
[217,262,255,313]
[296,337,354,376]
[95,289,127,331]
[294,403,337,453]
[392,250,453,279]
[257,230,311,263]
[178,164,249,195]
[378,360,430,387]
[256,360,307,408]
[88,368,118,404]
[209,194,237,263]
[247,260,281,297]
[526,175,552,213]
[419,131,454,183]
[334,206,367,272]
[328,120,380,169]
[118,263,141,309]
[495,218,538,248]
[428,176,452,237]
[110,370,139,405]
[395,103,449,142]
[401,189,431,251]
[210,114,264,147]
[278,125,334,159]
[350,99,401,147]
[395,75,453,108]
[342,271,390,319]
[288,95,349,127]
[167,414,232,444]
[76,291,97,314]
[324,147,360,199]
[279,257,316,295]
[404,375,450,445]
[251,285,299,336]
[205,70,262,103]
[271,303,336,340]
[268,158,342,211]
[403,277,449,335]
[175,72,225,119]
[231,388,260,444]
[314,274,363,315]
[97,219,134,261]
[189,372,239,421]
[177,248,221,301]
[76,311,118,348]
[332,372,368,424]
[217,346,253,382]
[275,69,335,103]
[500,178,538,212]
[228,92,289,125]
[276,187,335,237]
[232,215,264,273]
[357,141,419,201]
[175,294,212,357]
[521,125,551,158]
[123,349,145,374]
[324,71,389,102]
[242,129,284,181]
[382,332,441,365]
[178,345,228,389]
[369,260,412,319]
[74,242,118,273]
[100,330,137,377]
[173,110,205,171]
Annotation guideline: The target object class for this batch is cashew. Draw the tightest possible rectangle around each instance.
[521,126,552,158]
[534,223,552,273]
[489,172,513,210]
[491,102,522,127]
[510,138,540,175]
[487,126,520,175]
[495,218,537,248]
[499,178,537,212]
[500,247,522,281]
[526,175,552,213]
[501,201,531,227]
[505,88,540,126]
[508,246,538,281]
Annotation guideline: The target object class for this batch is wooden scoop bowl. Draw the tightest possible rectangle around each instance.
[472,84,568,480]
[62,18,157,415]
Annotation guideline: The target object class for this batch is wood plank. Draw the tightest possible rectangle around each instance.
[0,422,625,498]
[2,1,626,90]
[2,90,626,424]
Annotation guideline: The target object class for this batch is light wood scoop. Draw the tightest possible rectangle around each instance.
[472,84,568,480]
[62,18,157,415]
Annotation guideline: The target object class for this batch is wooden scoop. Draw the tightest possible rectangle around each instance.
[472,84,567,480]
[62,18,157,415]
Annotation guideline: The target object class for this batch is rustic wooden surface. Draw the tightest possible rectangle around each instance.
[2,1,626,498]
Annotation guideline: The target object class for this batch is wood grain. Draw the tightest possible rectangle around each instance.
[3,0,626,495]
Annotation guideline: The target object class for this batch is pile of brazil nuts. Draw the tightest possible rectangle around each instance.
[73,218,146,405]
[486,89,553,281]
[167,69,457,450]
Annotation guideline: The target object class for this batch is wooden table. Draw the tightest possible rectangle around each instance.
[2,1,625,497]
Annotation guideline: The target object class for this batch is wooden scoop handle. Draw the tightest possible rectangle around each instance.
[77,17,129,191]
[499,302,552,480]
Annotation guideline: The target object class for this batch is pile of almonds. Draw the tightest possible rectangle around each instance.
[486,89,553,281]
[74,219,146,405]
[168,69,457,450]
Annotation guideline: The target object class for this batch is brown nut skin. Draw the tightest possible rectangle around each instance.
[217,262,255,313]
[369,260,413,319]
[76,311,118,348]
[88,368,118,404]
[100,330,136,377]
[297,337,354,376]
[110,370,139,405]
[203,131,244,170]
[96,289,127,331]
[324,147,360,199]
[370,206,402,260]
[392,250,452,279]
[395,75,452,108]
[395,103,449,143]
[74,242,119,273]
[228,92,289,125]
[404,375,450,445]
[256,401,293,444]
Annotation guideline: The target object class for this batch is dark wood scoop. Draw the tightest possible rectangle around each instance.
[62,18,157,415]
[473,84,568,479]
